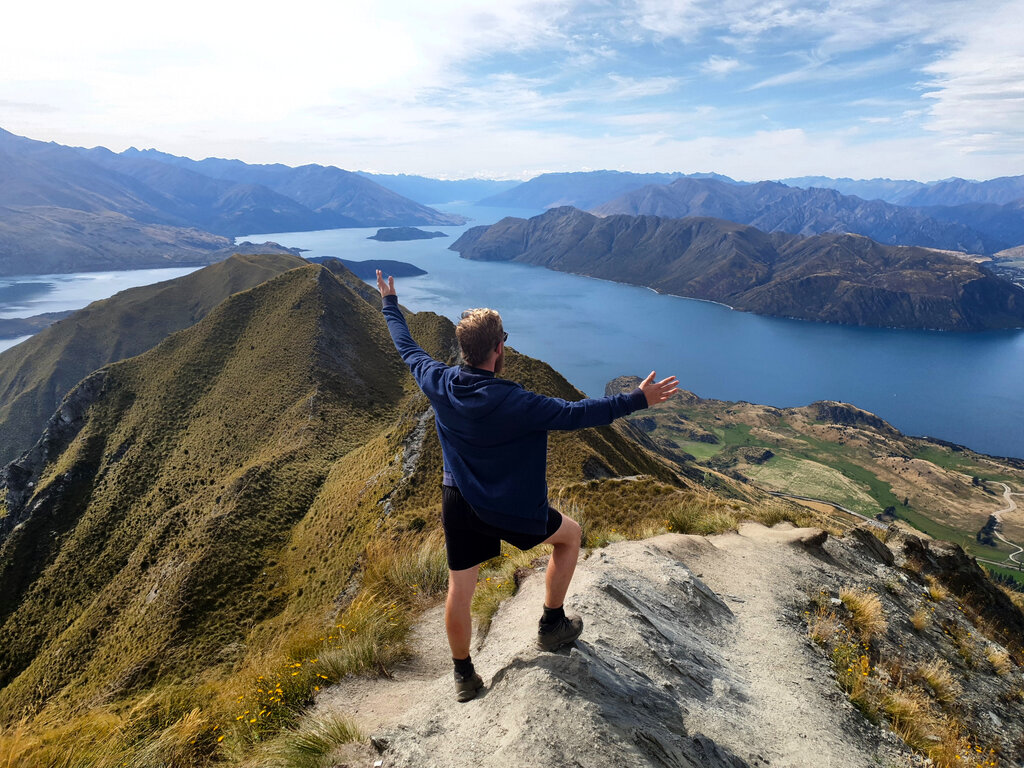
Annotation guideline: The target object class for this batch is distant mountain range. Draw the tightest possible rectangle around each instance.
[780,175,1024,207]
[476,170,739,210]
[593,177,1022,255]
[357,172,518,204]
[450,207,1024,331]
[0,128,464,275]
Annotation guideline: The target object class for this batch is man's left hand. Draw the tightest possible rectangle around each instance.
[376,269,396,298]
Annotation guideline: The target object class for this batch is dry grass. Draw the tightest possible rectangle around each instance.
[985,646,1013,676]
[839,587,888,642]
[362,532,449,602]
[255,711,362,768]
[914,658,961,705]
[665,489,741,535]
[881,688,940,753]
[472,545,551,634]
[926,574,950,602]
[911,605,931,632]
[808,603,842,646]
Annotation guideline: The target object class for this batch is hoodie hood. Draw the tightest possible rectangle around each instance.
[443,366,520,420]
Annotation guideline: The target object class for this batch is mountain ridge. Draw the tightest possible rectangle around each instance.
[449,207,1024,330]
[592,177,1019,254]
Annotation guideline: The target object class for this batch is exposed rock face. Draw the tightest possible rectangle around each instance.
[1,368,107,542]
[451,207,1024,330]
[808,401,899,434]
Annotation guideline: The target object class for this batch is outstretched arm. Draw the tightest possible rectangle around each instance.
[522,370,679,431]
[376,270,445,384]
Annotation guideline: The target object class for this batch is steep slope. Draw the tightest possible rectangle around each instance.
[78,146,330,235]
[0,206,231,276]
[0,262,675,723]
[450,207,1024,330]
[477,170,738,210]
[594,177,1009,254]
[0,252,308,465]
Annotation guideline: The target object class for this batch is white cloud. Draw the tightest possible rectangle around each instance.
[2,0,1023,181]
[921,1,1024,153]
[700,55,743,76]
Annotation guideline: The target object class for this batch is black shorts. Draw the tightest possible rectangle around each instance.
[441,485,563,571]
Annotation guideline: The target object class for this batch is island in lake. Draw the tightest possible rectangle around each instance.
[368,227,449,241]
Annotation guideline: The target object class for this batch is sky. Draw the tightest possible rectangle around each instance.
[3,0,1023,181]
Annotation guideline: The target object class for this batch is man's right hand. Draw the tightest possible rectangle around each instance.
[376,269,396,298]
[639,371,679,406]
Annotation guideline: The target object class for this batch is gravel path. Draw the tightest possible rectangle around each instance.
[318,525,908,768]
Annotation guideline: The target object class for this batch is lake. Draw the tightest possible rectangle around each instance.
[242,203,1024,459]
[0,267,201,354]
[1,204,1021,458]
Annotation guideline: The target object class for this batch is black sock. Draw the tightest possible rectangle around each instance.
[542,604,565,625]
[453,655,475,677]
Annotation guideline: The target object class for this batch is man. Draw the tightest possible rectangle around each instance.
[376,270,678,702]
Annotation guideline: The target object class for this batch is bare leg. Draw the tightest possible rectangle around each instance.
[541,514,583,609]
[445,565,480,659]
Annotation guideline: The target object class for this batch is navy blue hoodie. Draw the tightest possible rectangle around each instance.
[382,295,648,535]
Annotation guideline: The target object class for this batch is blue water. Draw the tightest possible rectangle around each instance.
[241,203,1024,459]
[1,206,1020,458]
[0,266,201,354]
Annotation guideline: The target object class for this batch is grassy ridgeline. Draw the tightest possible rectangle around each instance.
[0,252,309,466]
[0,260,696,763]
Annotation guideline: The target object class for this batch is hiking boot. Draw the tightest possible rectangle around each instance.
[536,613,583,652]
[454,671,483,702]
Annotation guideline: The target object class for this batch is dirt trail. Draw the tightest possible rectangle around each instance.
[992,482,1024,565]
[318,525,908,768]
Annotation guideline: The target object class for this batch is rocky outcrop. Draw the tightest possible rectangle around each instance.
[0,368,107,541]
[808,401,899,434]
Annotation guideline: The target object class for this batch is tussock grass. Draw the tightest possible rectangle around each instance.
[926,575,950,602]
[985,646,1013,676]
[914,658,961,705]
[472,545,550,635]
[911,605,931,632]
[362,532,449,602]
[808,603,841,646]
[839,587,887,641]
[258,711,362,768]
[882,688,940,753]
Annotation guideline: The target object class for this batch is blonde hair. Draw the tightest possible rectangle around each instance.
[456,308,504,366]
